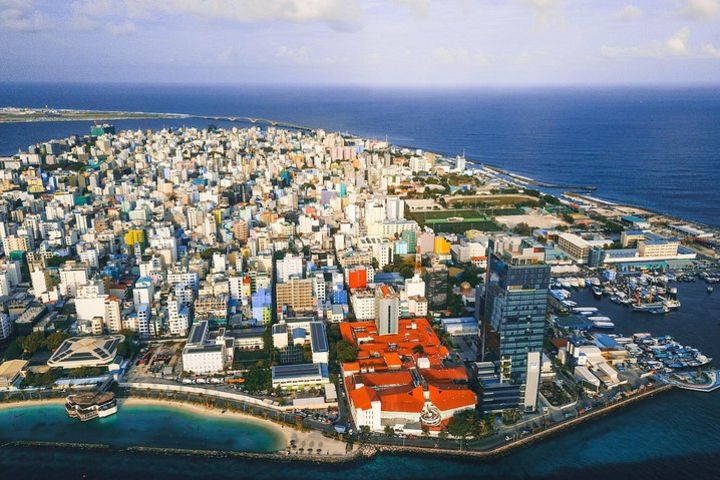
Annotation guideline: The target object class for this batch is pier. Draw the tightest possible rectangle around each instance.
[662,370,720,393]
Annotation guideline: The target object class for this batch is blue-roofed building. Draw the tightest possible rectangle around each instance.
[251,288,271,326]
[271,363,329,390]
[309,321,329,364]
[621,215,650,229]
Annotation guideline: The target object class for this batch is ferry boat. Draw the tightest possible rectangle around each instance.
[65,392,117,421]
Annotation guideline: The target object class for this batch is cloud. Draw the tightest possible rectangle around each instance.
[81,0,365,32]
[679,0,719,20]
[522,0,563,27]
[665,27,690,55]
[701,43,720,57]
[613,4,643,21]
[601,27,720,59]
[107,20,136,36]
[0,6,46,31]
[394,0,432,17]
[275,45,312,64]
[433,47,488,65]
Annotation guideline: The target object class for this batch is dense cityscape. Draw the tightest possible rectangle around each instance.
[0,122,718,460]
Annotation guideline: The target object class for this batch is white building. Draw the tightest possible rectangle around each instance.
[0,312,12,341]
[181,321,226,374]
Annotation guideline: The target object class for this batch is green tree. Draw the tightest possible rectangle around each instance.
[2,339,23,360]
[512,222,533,236]
[335,340,358,362]
[21,331,46,355]
[43,332,69,351]
[243,363,272,394]
[383,425,395,437]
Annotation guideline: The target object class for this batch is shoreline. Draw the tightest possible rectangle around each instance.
[0,384,674,463]
[0,106,718,229]
[0,395,353,459]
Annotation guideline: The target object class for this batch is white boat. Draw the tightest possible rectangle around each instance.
[573,307,598,313]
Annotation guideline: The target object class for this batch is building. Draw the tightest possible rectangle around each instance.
[423,263,448,309]
[340,317,476,432]
[309,321,329,364]
[0,359,28,390]
[557,233,592,263]
[47,335,124,369]
[194,293,228,327]
[481,244,549,412]
[271,363,329,390]
[276,277,315,313]
[0,312,12,341]
[350,288,375,320]
[182,321,231,374]
[375,285,399,336]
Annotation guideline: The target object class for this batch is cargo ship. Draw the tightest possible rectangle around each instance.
[65,392,118,421]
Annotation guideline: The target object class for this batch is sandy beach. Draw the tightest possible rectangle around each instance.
[0,398,66,410]
[121,398,351,455]
[0,396,350,456]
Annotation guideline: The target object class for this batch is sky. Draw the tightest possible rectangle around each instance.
[1,0,719,86]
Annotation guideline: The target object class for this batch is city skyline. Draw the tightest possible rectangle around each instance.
[1,0,720,86]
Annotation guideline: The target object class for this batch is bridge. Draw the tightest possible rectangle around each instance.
[189,114,312,131]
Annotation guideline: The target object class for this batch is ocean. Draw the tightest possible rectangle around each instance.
[1,83,719,226]
[1,83,719,479]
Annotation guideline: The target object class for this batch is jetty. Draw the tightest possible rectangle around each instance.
[662,369,720,393]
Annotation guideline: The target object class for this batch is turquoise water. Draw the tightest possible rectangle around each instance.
[0,402,285,452]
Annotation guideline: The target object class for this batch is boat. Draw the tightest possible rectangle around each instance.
[573,307,598,313]
[632,302,667,314]
[592,286,603,299]
[709,286,714,294]
[65,392,118,421]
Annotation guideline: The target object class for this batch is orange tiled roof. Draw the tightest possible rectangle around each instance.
[355,371,413,388]
[349,386,378,411]
[420,366,469,383]
[378,385,425,413]
[428,384,476,412]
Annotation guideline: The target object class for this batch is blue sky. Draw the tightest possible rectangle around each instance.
[1,0,719,86]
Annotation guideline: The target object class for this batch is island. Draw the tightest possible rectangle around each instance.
[0,116,718,462]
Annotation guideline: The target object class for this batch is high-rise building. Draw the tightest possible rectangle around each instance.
[423,262,448,309]
[374,285,399,336]
[0,312,12,341]
[481,243,550,412]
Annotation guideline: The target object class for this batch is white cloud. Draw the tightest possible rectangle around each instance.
[137,0,362,31]
[665,27,690,55]
[701,43,720,57]
[433,47,488,65]
[107,20,137,36]
[275,45,312,64]
[522,0,563,27]
[601,27,720,59]
[394,0,431,17]
[0,6,46,31]
[613,4,643,21]
[64,0,364,33]
[680,0,719,20]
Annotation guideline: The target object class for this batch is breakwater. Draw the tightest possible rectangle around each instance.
[0,384,673,464]
[374,383,673,460]
[0,440,373,464]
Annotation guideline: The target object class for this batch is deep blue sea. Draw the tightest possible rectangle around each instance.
[1,83,719,226]
[1,83,720,479]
